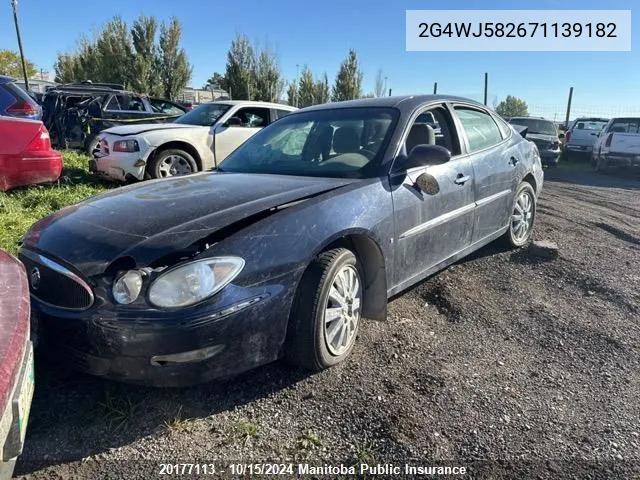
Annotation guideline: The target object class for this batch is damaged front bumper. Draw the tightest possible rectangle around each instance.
[33,281,296,387]
[91,137,153,181]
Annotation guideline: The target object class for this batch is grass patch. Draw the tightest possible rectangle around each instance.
[98,387,142,433]
[230,419,259,446]
[164,406,196,433]
[289,431,323,460]
[0,150,118,254]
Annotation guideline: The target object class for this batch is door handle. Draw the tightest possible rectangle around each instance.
[509,157,519,166]
[454,174,471,185]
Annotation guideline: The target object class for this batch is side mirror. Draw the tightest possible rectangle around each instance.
[224,116,242,127]
[401,144,451,170]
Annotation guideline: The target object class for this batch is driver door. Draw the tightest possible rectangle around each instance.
[391,104,476,290]
[214,106,271,162]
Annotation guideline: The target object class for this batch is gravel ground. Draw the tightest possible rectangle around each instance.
[13,167,640,480]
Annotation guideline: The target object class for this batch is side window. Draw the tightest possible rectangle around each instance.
[150,99,185,115]
[105,95,122,111]
[404,106,460,156]
[127,96,146,112]
[493,114,512,139]
[275,109,293,119]
[454,107,504,152]
[234,107,270,128]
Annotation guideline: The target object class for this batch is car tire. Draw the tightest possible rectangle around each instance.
[147,148,198,179]
[503,182,536,248]
[84,135,100,155]
[286,248,363,371]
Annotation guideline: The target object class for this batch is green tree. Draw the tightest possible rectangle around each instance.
[297,66,316,107]
[131,16,160,95]
[157,18,193,100]
[374,68,385,98]
[204,72,228,92]
[224,33,256,100]
[94,16,135,85]
[496,95,528,118]
[331,49,363,102]
[0,49,36,78]
[253,45,284,102]
[314,73,330,105]
[287,81,297,107]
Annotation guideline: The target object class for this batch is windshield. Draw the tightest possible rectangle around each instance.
[509,118,556,135]
[573,119,609,131]
[608,118,640,134]
[174,103,231,126]
[219,107,399,178]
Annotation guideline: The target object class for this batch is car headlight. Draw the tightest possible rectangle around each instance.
[112,139,140,152]
[148,257,245,308]
[113,270,144,304]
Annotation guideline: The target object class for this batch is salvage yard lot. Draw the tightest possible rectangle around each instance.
[6,160,640,479]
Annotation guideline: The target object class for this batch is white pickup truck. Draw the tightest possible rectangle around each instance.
[564,117,608,159]
[592,117,640,170]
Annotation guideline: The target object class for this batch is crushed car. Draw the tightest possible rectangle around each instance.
[0,249,35,480]
[20,95,543,387]
[41,81,188,154]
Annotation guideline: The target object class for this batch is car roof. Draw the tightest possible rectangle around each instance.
[0,75,16,85]
[208,100,297,110]
[299,95,486,114]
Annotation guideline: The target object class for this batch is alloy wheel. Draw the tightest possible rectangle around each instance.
[323,265,361,356]
[158,155,193,177]
[511,190,534,243]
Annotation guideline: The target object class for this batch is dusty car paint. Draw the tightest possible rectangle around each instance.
[20,95,543,386]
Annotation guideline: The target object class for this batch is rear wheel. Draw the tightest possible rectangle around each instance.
[286,248,363,371]
[503,182,536,248]
[147,148,197,179]
[595,155,608,172]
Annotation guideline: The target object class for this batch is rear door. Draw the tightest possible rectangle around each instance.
[451,104,518,242]
[214,106,271,162]
[391,103,475,289]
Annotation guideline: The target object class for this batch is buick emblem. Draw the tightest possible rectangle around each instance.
[30,267,41,291]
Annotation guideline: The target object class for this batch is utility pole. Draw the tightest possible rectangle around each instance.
[564,87,574,129]
[483,72,488,106]
[388,88,392,97]
[294,64,300,107]
[11,0,30,91]
[433,82,438,95]
[384,76,388,96]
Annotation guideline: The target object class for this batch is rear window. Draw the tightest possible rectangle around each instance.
[607,119,640,134]
[508,118,556,135]
[4,82,37,105]
[572,119,608,131]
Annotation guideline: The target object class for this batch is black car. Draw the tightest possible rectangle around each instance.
[41,82,188,153]
[20,95,544,387]
[508,116,562,167]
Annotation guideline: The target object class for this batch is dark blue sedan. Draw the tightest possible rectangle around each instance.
[19,95,544,386]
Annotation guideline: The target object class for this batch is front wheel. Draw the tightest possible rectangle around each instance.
[147,148,198,179]
[286,248,363,371]
[504,182,536,248]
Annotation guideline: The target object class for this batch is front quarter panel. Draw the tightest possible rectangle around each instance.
[203,178,395,321]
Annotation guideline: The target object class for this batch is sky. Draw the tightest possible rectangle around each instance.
[1,0,637,119]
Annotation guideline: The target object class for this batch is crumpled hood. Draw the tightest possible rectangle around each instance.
[23,172,354,276]
[101,123,200,137]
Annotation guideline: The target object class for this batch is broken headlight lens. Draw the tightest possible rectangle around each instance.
[148,257,245,308]
[113,270,144,304]
[112,139,140,152]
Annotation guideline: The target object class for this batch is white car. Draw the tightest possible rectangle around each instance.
[592,117,640,170]
[90,101,297,181]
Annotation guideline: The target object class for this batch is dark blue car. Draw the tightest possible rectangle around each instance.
[0,76,41,120]
[20,95,544,386]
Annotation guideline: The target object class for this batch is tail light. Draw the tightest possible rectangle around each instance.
[25,124,52,151]
[604,133,614,147]
[565,131,571,143]
[7,99,39,116]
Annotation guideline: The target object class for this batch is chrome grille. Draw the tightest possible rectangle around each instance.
[19,250,94,311]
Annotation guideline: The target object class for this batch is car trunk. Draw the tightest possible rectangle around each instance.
[0,250,34,467]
